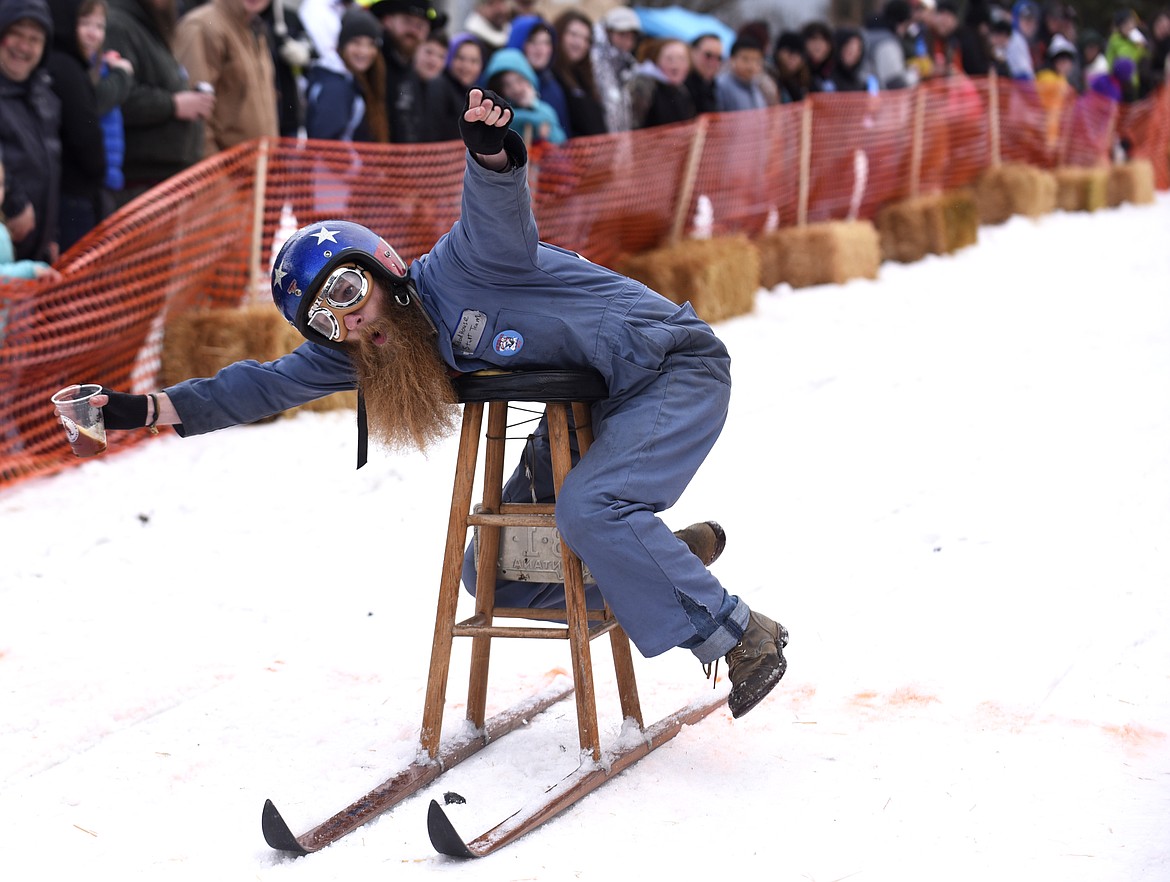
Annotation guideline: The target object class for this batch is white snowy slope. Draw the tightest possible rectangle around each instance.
[2,196,1169,881]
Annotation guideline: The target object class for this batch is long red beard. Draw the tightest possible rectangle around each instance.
[352,307,459,452]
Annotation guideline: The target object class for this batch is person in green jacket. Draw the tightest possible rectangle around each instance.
[1105,7,1147,95]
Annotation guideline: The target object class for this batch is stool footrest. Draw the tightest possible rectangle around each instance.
[492,607,612,622]
[454,613,619,642]
[468,511,558,528]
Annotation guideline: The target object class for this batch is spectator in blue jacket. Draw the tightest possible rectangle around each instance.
[1006,0,1039,79]
[505,14,569,138]
[483,45,565,144]
[714,35,767,112]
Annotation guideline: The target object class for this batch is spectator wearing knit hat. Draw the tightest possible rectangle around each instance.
[0,0,60,263]
[482,46,566,144]
[366,0,444,143]
[304,5,388,142]
[714,36,766,112]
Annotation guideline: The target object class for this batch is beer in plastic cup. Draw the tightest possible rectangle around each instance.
[51,384,107,457]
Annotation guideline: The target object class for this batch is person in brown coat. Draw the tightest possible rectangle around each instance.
[174,0,277,155]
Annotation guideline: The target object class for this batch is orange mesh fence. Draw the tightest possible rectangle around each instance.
[531,123,698,265]
[3,77,1168,491]
[1119,84,1170,190]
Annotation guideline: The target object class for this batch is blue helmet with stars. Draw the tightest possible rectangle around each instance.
[271,220,410,348]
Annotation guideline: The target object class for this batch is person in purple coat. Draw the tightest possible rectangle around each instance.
[79,89,789,720]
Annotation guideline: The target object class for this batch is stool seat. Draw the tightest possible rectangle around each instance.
[454,369,608,404]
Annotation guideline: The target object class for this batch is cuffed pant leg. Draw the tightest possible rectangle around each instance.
[555,356,741,658]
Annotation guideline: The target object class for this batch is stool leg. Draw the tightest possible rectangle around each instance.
[421,403,483,757]
[465,401,509,729]
[548,403,602,759]
[571,402,644,730]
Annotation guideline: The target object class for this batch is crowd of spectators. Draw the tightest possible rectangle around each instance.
[2,0,1169,270]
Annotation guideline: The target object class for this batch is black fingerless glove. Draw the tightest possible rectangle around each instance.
[458,89,514,156]
[100,389,149,430]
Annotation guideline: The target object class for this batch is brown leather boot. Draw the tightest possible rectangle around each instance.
[726,610,788,719]
[674,521,726,566]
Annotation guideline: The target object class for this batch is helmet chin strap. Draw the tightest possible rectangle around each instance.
[356,392,368,470]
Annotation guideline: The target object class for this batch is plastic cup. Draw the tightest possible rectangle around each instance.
[50,384,107,457]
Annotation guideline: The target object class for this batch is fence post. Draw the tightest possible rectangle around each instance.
[910,86,926,199]
[668,115,709,245]
[988,70,1001,168]
[797,99,813,227]
[249,137,271,302]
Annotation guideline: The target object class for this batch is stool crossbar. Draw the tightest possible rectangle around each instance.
[421,371,643,761]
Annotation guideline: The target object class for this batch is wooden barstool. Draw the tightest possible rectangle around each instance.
[421,370,643,761]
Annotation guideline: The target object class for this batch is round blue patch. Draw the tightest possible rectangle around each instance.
[492,330,524,357]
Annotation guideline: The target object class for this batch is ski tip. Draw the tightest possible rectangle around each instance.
[426,799,477,859]
[262,798,310,856]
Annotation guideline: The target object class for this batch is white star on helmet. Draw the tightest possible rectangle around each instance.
[312,226,340,245]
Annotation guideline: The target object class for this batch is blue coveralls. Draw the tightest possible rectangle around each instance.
[165,152,749,663]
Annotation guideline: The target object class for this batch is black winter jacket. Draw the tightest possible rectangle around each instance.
[0,0,61,262]
[104,0,202,185]
[46,0,106,215]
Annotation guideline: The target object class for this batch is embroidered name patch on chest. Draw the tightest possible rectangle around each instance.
[452,309,487,355]
[492,330,524,356]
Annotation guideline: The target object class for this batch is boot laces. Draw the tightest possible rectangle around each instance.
[702,657,720,688]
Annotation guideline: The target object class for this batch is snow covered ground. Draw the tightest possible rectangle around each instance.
[3,195,1169,881]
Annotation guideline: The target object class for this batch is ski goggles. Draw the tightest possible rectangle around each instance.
[306,264,372,342]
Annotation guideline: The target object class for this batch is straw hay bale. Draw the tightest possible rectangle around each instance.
[615,235,758,324]
[875,191,978,264]
[756,221,881,289]
[162,303,356,415]
[974,164,1057,224]
[1106,159,1156,207]
[1053,166,1110,212]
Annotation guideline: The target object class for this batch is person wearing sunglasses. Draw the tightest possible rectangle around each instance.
[685,32,724,115]
[81,88,789,721]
